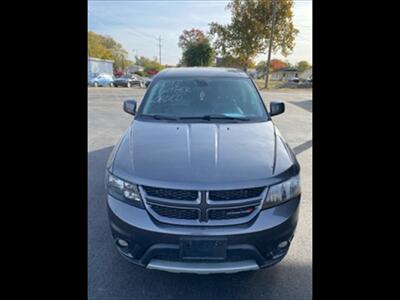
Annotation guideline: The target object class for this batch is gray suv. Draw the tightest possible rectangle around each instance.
[106,67,301,274]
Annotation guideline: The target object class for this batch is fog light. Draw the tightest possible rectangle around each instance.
[116,238,128,248]
[278,241,288,248]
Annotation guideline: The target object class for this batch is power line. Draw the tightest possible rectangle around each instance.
[89,10,149,37]
[131,28,158,40]
[89,11,162,60]
[123,28,158,44]
[124,27,158,42]
[89,9,158,41]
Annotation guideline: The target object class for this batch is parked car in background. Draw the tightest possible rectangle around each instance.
[134,75,147,88]
[144,75,154,88]
[146,69,158,76]
[88,73,115,87]
[88,73,98,85]
[298,77,312,88]
[114,74,145,88]
[114,70,124,77]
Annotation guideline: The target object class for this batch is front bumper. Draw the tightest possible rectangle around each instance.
[107,195,300,274]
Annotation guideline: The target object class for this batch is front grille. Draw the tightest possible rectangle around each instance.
[143,186,265,225]
[209,187,265,201]
[142,186,198,201]
[149,204,199,220]
[209,206,256,220]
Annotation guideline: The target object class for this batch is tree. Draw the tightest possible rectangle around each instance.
[296,60,311,72]
[88,31,113,60]
[88,31,132,72]
[256,61,267,74]
[256,59,286,79]
[209,0,298,72]
[284,59,293,67]
[135,56,164,74]
[270,59,287,71]
[178,28,207,49]
[178,29,214,67]
[182,40,214,67]
[219,55,256,69]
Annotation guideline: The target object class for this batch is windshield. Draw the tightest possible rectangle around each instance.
[139,77,267,122]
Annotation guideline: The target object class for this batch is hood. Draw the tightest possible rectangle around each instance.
[112,120,295,190]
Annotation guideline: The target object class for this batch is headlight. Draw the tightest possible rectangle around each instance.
[106,172,143,208]
[263,174,301,209]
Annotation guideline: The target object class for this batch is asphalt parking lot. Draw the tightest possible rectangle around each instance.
[88,86,312,300]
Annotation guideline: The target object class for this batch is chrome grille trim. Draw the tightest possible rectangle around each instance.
[147,259,260,274]
[140,186,268,226]
[144,195,202,206]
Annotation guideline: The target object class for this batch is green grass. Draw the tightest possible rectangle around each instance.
[254,79,281,90]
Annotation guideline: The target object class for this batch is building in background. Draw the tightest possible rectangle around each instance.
[88,57,114,79]
[270,67,299,81]
[127,65,144,74]
[299,67,312,80]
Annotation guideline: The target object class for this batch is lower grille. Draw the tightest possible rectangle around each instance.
[149,204,199,220]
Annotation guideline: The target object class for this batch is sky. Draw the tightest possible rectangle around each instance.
[88,0,312,66]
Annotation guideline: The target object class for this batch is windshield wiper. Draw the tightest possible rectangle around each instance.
[180,114,250,121]
[141,114,179,121]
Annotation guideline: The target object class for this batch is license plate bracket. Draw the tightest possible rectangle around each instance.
[180,237,227,260]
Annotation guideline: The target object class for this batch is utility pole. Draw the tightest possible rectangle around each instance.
[132,49,138,66]
[265,0,277,89]
[132,49,138,59]
[157,36,162,65]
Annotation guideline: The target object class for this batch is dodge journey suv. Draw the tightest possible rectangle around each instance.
[106,67,301,274]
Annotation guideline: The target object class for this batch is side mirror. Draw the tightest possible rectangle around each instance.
[123,99,137,115]
[270,101,285,116]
